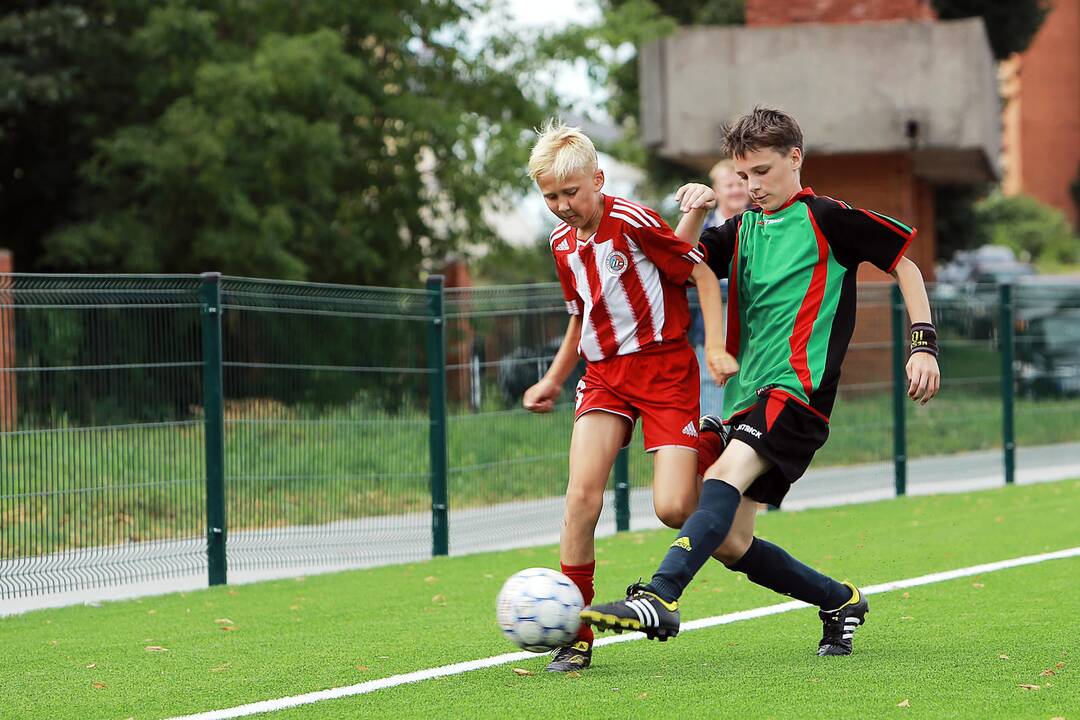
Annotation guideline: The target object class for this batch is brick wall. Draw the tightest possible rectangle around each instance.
[0,250,14,431]
[746,0,935,26]
[1003,0,1080,225]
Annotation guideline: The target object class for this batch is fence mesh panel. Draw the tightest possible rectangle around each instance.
[0,275,206,597]
[3,275,1078,601]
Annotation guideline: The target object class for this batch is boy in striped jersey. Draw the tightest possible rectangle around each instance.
[583,107,941,656]
[522,120,738,672]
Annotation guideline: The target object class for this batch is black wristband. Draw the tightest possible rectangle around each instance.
[910,322,939,357]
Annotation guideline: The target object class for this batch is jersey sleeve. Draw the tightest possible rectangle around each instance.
[553,255,582,316]
[621,207,704,285]
[811,199,916,272]
[699,214,741,279]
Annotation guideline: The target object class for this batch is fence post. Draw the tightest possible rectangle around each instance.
[891,284,907,496]
[199,273,227,586]
[426,275,449,556]
[614,448,630,532]
[1000,284,1016,485]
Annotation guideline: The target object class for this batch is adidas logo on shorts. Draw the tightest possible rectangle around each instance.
[681,421,698,438]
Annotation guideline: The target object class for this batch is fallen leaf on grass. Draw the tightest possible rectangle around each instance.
[356,665,369,672]
[512,668,533,676]
[145,646,168,652]
[901,592,910,599]
[899,616,914,621]
[1056,662,1066,669]
[85,663,96,669]
[211,664,230,673]
[147,610,157,616]
[972,582,985,589]
[431,594,445,603]
[1040,669,1057,677]
[289,605,301,611]
[999,655,1010,660]
[638,693,649,700]
[214,618,234,625]
[92,682,107,690]
[1018,684,1040,691]
[424,576,438,584]
[220,626,238,632]
[897,699,910,708]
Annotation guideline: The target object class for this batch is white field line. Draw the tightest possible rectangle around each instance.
[166,546,1080,720]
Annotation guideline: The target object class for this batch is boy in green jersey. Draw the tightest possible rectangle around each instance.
[582,107,941,656]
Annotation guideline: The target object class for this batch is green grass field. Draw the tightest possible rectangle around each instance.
[1,479,1077,720]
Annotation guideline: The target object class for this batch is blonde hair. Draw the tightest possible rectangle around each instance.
[527,119,598,182]
[708,159,736,184]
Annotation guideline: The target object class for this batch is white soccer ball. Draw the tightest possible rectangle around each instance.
[495,567,584,652]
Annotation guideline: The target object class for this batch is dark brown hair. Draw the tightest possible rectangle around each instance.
[721,107,804,158]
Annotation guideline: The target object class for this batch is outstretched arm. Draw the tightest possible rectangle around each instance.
[523,315,582,413]
[891,256,940,405]
[692,263,738,386]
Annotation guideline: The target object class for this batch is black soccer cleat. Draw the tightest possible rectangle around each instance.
[580,583,680,641]
[699,414,729,444]
[817,582,868,656]
[546,640,592,672]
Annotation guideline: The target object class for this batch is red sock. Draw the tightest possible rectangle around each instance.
[697,431,724,477]
[561,560,595,645]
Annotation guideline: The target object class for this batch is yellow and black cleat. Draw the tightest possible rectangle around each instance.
[580,583,680,641]
[546,640,592,672]
[817,581,869,656]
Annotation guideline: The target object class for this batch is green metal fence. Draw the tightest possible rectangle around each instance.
[2,274,1078,600]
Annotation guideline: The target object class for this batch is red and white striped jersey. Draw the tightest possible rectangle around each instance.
[549,194,704,362]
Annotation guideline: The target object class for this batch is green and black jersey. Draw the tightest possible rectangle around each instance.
[700,187,914,422]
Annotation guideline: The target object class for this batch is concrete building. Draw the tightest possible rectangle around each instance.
[1001,0,1080,226]
[639,0,1003,281]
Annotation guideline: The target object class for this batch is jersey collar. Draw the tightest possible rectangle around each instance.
[762,187,815,216]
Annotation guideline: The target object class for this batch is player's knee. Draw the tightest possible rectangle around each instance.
[716,530,753,567]
[564,485,603,523]
[653,495,697,529]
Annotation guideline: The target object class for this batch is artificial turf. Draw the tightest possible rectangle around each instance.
[0,479,1076,720]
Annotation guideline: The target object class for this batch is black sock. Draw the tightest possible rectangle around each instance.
[729,537,851,609]
[648,479,741,602]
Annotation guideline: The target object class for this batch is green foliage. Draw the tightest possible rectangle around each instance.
[1071,162,1080,231]
[931,0,1049,59]
[974,193,1079,265]
[473,240,558,285]
[2,1,540,285]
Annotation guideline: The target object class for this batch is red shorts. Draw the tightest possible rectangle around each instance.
[574,342,700,453]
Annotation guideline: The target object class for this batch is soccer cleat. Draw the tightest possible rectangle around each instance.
[817,582,868,656]
[580,583,680,641]
[546,640,592,672]
[699,414,728,442]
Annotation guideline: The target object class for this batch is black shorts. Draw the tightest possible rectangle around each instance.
[726,389,830,507]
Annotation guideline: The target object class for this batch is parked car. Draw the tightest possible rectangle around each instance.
[498,338,585,406]
[1015,307,1080,398]
[933,246,1037,339]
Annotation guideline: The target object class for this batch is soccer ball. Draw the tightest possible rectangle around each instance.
[495,568,584,652]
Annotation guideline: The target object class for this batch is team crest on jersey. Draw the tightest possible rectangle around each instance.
[606,251,629,276]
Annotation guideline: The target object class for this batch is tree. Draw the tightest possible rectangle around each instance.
[973,193,1078,266]
[931,0,1049,60]
[3,1,541,286]
[0,2,139,271]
